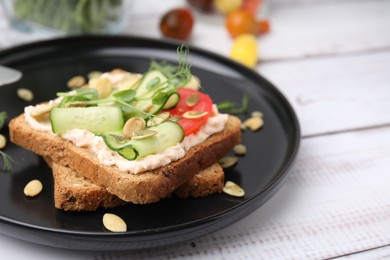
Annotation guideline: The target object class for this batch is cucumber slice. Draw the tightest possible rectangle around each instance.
[101,120,184,160]
[135,70,168,97]
[51,107,124,134]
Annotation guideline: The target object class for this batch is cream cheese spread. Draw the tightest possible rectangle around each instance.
[25,102,228,174]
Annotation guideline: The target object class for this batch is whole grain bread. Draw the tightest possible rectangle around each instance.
[50,161,224,211]
[10,114,241,204]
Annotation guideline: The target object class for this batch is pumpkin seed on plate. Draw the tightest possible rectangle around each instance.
[223,181,245,197]
[219,156,238,169]
[244,117,264,131]
[233,144,247,155]
[87,71,103,80]
[0,134,6,149]
[251,111,263,118]
[123,117,146,139]
[17,88,34,102]
[183,111,208,119]
[67,75,86,89]
[24,179,43,197]
[103,213,127,232]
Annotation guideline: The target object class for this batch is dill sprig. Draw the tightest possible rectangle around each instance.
[0,111,14,172]
[0,151,14,172]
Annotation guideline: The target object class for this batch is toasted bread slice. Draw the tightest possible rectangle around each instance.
[10,114,241,204]
[50,161,224,211]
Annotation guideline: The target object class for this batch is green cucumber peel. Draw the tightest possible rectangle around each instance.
[101,120,184,160]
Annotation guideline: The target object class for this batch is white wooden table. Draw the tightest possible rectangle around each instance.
[1,0,390,259]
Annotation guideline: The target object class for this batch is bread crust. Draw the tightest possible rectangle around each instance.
[50,162,224,211]
[10,114,241,204]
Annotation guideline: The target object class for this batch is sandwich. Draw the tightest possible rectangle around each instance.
[48,159,225,211]
[9,48,241,208]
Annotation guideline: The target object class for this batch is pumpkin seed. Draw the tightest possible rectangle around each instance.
[123,117,146,139]
[24,179,43,197]
[87,71,103,80]
[183,111,208,119]
[185,93,200,107]
[223,181,245,197]
[29,103,53,117]
[0,134,6,149]
[103,213,127,232]
[219,156,238,169]
[244,117,264,131]
[233,144,247,155]
[147,112,170,127]
[251,111,263,118]
[17,88,34,102]
[131,129,157,140]
[117,73,142,90]
[93,78,113,98]
[67,75,86,89]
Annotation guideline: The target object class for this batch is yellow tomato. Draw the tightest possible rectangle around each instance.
[229,34,258,68]
[215,0,243,14]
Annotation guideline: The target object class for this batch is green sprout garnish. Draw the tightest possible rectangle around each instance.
[0,151,14,172]
[217,94,249,115]
[58,45,192,120]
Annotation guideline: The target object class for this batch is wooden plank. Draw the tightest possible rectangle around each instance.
[259,50,390,136]
[108,125,390,259]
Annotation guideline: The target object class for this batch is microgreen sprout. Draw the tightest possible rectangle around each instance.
[0,112,14,171]
[217,94,249,115]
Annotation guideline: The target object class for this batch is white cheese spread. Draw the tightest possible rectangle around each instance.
[25,103,228,174]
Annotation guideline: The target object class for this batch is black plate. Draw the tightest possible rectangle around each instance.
[0,36,300,251]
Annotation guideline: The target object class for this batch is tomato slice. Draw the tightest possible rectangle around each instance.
[165,88,213,136]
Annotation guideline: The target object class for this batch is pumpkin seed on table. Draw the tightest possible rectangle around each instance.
[219,156,238,169]
[17,88,34,102]
[0,134,6,149]
[24,179,43,197]
[103,213,127,232]
[67,75,86,89]
[223,181,245,197]
[123,117,146,139]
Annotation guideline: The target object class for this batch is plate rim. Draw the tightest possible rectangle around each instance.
[0,35,300,247]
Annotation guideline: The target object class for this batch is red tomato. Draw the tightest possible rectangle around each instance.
[160,8,194,40]
[165,88,213,136]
